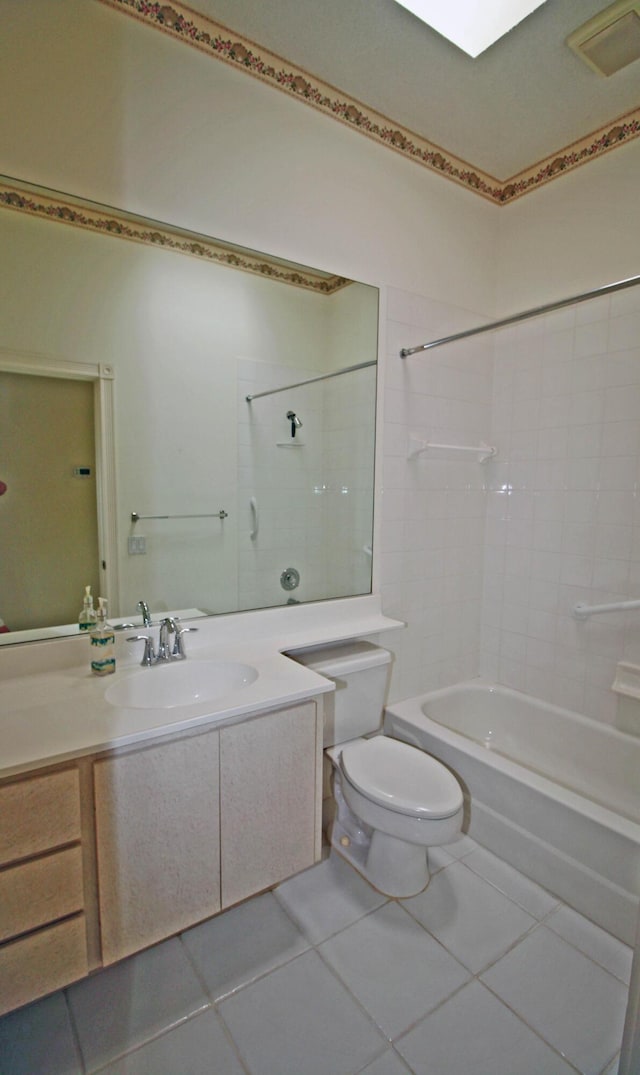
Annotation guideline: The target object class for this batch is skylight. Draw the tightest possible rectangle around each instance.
[393,0,549,57]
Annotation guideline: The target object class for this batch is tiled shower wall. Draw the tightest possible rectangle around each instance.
[382,284,640,723]
[382,288,494,703]
[480,286,640,724]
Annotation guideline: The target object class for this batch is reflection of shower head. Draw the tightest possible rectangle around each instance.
[286,410,302,437]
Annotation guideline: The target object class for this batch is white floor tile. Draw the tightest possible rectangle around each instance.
[402,858,537,973]
[319,901,470,1039]
[67,937,210,1073]
[602,1055,619,1075]
[0,838,628,1075]
[182,891,309,1000]
[545,905,633,985]
[425,845,456,873]
[438,834,478,860]
[218,949,385,1075]
[274,851,387,944]
[463,846,560,919]
[0,992,81,1075]
[481,925,628,1074]
[355,1048,414,1074]
[396,980,577,1075]
[97,1009,247,1074]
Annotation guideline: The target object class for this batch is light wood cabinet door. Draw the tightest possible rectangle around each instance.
[220,702,321,908]
[94,731,221,965]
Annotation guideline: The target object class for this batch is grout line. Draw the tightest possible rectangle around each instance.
[85,1004,213,1075]
[478,976,586,1075]
[62,989,87,1075]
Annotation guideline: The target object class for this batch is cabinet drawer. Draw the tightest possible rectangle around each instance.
[0,769,81,867]
[0,915,88,1016]
[0,846,84,943]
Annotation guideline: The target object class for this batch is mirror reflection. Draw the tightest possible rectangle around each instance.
[0,177,378,644]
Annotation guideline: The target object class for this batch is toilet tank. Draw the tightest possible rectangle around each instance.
[289,641,392,747]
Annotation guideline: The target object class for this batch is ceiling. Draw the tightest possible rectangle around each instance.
[188,0,640,178]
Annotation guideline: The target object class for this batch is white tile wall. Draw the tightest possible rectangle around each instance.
[382,288,493,702]
[480,287,640,724]
[381,284,640,723]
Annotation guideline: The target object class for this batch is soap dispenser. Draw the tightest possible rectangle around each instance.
[90,597,116,676]
[79,585,97,631]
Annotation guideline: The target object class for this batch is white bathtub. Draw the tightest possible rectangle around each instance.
[385,679,640,944]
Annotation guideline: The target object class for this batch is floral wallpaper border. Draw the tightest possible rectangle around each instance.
[0,181,350,294]
[97,0,640,206]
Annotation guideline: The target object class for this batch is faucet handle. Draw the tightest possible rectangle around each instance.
[172,625,198,659]
[127,634,156,666]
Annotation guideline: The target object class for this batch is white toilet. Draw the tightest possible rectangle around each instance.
[291,641,464,898]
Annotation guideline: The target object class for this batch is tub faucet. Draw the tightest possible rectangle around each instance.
[137,599,152,627]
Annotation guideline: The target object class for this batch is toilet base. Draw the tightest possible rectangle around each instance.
[329,813,430,899]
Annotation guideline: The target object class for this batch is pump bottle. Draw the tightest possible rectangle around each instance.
[79,585,97,631]
[90,597,115,676]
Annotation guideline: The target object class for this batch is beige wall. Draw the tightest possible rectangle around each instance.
[0,373,99,630]
[496,139,640,312]
[0,0,498,316]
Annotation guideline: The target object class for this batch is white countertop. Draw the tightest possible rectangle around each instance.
[0,596,403,779]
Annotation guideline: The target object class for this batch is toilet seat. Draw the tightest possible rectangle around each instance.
[340,737,462,820]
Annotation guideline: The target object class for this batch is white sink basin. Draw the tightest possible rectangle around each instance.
[106,660,259,710]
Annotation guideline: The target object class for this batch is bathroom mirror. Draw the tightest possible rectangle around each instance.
[0,177,378,643]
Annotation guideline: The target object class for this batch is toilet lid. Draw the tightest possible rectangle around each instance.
[340,737,463,819]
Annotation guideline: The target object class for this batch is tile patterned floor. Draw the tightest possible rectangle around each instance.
[0,838,631,1075]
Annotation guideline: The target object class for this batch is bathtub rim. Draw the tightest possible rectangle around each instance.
[385,677,640,844]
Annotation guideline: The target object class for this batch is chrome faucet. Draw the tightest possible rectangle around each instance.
[156,617,176,661]
[127,616,198,666]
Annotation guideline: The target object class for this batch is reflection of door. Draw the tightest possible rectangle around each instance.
[0,372,100,631]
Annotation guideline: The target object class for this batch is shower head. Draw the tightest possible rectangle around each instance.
[286,410,302,438]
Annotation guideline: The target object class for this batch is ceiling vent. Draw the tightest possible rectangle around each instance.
[567,0,640,76]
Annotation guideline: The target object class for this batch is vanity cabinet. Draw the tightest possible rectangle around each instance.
[0,698,322,1013]
[0,768,88,1015]
[94,700,322,964]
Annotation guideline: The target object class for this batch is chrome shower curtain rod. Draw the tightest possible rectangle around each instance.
[399,273,640,357]
[245,360,376,401]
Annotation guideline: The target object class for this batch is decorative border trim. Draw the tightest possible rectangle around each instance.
[97,0,640,205]
[0,181,350,294]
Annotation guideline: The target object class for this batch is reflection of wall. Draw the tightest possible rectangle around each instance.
[0,372,99,630]
[1,208,375,620]
[236,284,377,611]
[323,284,377,599]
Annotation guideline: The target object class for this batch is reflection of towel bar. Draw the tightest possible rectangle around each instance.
[131,510,228,523]
[249,497,259,540]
